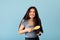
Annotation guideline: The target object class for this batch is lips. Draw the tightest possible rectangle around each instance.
[30,14,34,16]
[30,15,34,17]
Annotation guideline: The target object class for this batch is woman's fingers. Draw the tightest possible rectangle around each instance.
[26,28,33,32]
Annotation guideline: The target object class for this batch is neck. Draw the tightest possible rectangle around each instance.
[29,18,34,21]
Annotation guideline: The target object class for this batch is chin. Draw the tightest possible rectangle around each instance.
[30,16,34,18]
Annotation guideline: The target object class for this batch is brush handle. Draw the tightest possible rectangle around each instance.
[33,25,40,30]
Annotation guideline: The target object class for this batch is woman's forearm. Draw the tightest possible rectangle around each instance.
[18,29,27,34]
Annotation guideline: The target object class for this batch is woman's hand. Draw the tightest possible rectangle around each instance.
[25,28,33,32]
[37,32,42,36]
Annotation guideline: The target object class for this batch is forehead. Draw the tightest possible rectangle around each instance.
[30,8,35,11]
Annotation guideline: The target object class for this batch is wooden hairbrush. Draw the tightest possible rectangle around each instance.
[33,25,40,30]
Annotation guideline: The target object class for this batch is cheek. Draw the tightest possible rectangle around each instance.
[29,13,32,17]
[34,13,35,17]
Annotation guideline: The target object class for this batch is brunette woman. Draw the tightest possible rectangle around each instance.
[18,6,43,40]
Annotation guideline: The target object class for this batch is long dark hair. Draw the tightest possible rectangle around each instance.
[19,6,43,34]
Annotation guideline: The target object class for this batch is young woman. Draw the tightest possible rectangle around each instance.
[18,6,43,40]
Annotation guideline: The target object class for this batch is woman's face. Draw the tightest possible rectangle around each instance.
[29,8,35,19]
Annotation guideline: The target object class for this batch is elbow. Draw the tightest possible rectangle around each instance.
[18,30,23,34]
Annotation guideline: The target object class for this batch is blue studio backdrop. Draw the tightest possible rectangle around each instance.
[0,0,60,40]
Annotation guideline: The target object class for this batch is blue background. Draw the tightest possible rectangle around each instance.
[0,0,60,40]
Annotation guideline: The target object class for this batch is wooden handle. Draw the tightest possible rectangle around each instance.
[33,25,40,30]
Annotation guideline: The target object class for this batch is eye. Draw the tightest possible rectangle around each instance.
[33,11,35,13]
[29,11,32,13]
